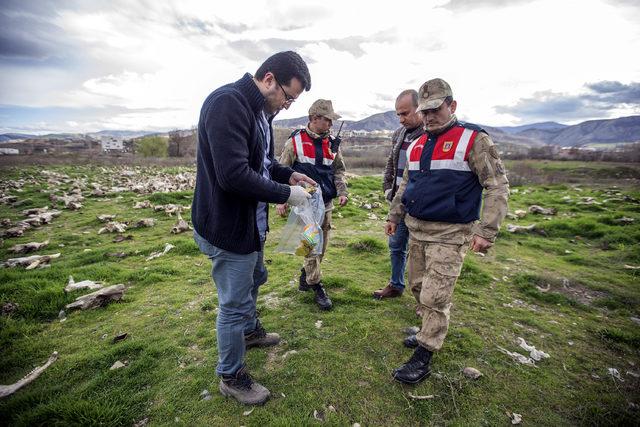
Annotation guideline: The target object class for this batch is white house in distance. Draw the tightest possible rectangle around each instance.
[100,138,124,152]
[0,147,19,155]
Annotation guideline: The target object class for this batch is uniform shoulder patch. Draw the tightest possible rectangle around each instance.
[459,121,486,134]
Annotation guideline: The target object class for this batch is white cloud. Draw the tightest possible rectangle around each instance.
[1,0,639,133]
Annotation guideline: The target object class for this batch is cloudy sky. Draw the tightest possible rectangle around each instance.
[1,0,639,134]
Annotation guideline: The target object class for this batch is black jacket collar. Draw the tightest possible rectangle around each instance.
[234,73,266,114]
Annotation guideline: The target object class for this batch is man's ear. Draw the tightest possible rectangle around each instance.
[261,71,276,88]
[449,100,457,114]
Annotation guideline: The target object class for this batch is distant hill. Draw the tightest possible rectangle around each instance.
[0,133,38,142]
[274,111,398,132]
[497,121,568,134]
[516,116,640,146]
[87,130,157,139]
[0,130,159,143]
[480,125,546,148]
[275,113,639,148]
[4,116,637,150]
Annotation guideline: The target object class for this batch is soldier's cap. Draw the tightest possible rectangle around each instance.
[309,99,341,121]
[416,78,453,112]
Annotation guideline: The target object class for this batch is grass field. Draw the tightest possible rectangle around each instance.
[1,162,639,426]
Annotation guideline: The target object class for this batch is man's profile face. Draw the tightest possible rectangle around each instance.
[263,73,304,114]
[420,99,457,131]
[395,95,422,130]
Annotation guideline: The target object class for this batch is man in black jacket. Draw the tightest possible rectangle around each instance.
[192,51,315,405]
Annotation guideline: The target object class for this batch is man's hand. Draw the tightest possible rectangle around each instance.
[385,220,397,236]
[469,235,492,253]
[289,172,316,187]
[276,203,289,217]
[338,195,348,206]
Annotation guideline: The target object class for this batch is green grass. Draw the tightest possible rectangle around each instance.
[1,162,639,426]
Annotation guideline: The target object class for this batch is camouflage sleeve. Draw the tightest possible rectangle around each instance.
[467,132,510,242]
[278,138,296,167]
[333,147,348,197]
[387,166,409,224]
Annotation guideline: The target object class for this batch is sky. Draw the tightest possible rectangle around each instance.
[1,0,639,134]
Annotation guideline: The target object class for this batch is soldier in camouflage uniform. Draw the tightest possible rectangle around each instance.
[277,99,349,310]
[385,78,509,384]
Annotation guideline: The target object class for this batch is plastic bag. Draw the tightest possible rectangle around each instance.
[277,186,325,257]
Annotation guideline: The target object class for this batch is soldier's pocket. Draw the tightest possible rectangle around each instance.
[430,245,465,277]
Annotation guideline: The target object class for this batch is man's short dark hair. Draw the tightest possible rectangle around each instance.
[444,96,453,106]
[396,89,418,107]
[255,51,311,91]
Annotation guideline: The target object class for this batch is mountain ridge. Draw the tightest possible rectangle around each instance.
[273,114,640,147]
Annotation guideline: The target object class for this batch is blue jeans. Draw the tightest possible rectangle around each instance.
[388,219,409,290]
[194,231,268,376]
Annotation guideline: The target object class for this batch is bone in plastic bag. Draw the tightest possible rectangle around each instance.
[277,186,325,256]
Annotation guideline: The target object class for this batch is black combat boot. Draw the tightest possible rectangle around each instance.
[311,283,332,310]
[392,345,433,384]
[403,334,419,348]
[299,268,311,291]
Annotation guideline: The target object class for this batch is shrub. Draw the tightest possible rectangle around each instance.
[135,136,168,158]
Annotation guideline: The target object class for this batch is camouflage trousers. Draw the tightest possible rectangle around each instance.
[303,210,332,285]
[408,237,468,352]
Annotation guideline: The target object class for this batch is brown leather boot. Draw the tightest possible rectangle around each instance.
[373,283,403,299]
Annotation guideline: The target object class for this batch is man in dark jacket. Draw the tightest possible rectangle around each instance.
[192,51,315,405]
[374,90,424,300]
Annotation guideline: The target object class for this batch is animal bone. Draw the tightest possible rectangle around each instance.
[0,223,30,238]
[146,243,175,261]
[171,213,191,234]
[408,393,435,400]
[2,253,61,269]
[97,214,117,222]
[614,217,634,224]
[98,221,128,234]
[9,240,49,254]
[64,276,104,292]
[0,196,18,204]
[21,206,49,216]
[528,205,557,215]
[24,210,61,226]
[65,284,126,310]
[506,223,541,234]
[514,209,527,218]
[517,337,550,361]
[0,351,59,398]
[154,204,189,216]
[497,346,537,367]
[133,200,152,209]
[134,218,156,228]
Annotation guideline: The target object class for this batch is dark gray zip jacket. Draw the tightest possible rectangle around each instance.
[192,73,294,254]
[382,126,424,202]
